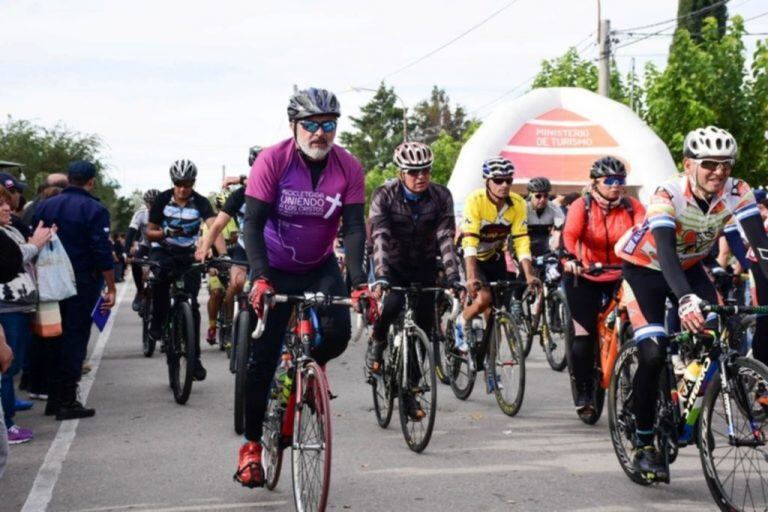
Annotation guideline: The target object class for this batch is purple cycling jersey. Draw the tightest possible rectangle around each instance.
[246,138,365,274]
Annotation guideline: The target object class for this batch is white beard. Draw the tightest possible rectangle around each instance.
[297,137,332,160]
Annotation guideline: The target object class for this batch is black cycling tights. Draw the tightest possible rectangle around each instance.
[563,274,619,392]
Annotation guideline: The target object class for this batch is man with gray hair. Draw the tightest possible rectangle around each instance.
[21,172,69,227]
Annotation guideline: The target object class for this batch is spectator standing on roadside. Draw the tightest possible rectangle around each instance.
[0,172,31,239]
[33,161,116,421]
[21,173,69,228]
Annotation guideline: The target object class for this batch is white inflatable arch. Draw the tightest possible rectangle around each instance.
[448,87,677,214]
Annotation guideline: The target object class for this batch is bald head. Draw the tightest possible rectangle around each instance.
[46,173,69,188]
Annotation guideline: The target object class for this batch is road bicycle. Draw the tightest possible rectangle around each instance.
[608,303,768,511]
[432,287,455,385]
[256,291,353,512]
[446,280,527,417]
[519,252,569,371]
[367,285,441,452]
[564,264,632,425]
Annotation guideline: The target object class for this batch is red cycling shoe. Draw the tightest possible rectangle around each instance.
[234,441,264,488]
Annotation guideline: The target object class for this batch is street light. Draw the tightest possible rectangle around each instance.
[350,86,408,142]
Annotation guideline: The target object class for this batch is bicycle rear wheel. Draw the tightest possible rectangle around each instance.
[488,313,525,417]
[700,357,768,511]
[292,362,332,512]
[262,378,285,490]
[370,341,395,428]
[397,328,437,453]
[234,309,251,435]
[170,301,196,405]
[141,292,155,357]
[542,290,569,372]
[607,342,651,486]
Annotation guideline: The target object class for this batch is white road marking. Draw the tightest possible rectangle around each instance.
[64,501,288,512]
[21,284,131,512]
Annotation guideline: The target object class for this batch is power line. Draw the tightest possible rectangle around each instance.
[615,0,731,33]
[378,0,523,82]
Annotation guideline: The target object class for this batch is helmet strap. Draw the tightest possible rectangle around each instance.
[485,182,505,205]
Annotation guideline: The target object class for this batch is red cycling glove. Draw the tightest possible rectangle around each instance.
[351,284,379,324]
[249,277,274,318]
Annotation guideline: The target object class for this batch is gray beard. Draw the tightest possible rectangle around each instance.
[297,138,332,160]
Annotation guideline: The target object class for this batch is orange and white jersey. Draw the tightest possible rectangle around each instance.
[615,175,758,270]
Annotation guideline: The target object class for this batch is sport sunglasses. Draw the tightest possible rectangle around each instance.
[404,168,431,177]
[299,119,338,133]
[490,177,513,185]
[697,159,734,172]
[602,176,626,186]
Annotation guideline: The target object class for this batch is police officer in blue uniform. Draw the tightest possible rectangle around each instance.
[34,161,116,420]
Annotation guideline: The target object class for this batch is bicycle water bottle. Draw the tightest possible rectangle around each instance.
[278,352,293,405]
[471,317,484,346]
[678,360,702,402]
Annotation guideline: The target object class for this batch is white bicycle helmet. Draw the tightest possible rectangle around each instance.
[393,142,433,171]
[169,159,198,182]
[683,126,737,159]
[482,157,515,180]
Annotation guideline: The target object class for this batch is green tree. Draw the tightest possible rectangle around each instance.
[430,120,481,186]
[677,0,728,42]
[339,83,408,172]
[0,116,131,231]
[409,86,471,144]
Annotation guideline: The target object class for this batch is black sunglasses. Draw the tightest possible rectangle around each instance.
[491,178,513,185]
[404,168,431,177]
[173,180,195,188]
[299,119,337,133]
[698,159,734,172]
[533,193,548,199]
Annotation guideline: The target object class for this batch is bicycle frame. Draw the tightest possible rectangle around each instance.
[597,285,629,390]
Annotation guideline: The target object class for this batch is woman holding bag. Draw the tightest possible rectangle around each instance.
[0,187,54,444]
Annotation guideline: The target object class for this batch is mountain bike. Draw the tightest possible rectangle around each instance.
[135,260,156,357]
[520,253,569,371]
[565,264,632,425]
[138,258,218,405]
[256,291,353,512]
[214,262,232,352]
[608,303,768,511]
[366,285,441,453]
[447,280,527,417]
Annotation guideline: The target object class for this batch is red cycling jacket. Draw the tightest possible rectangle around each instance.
[563,194,646,282]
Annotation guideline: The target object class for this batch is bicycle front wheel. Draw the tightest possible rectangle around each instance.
[262,378,285,491]
[448,324,476,400]
[398,327,437,453]
[488,313,525,417]
[171,301,196,405]
[233,309,251,435]
[700,356,768,511]
[519,289,536,357]
[141,293,155,357]
[542,290,569,372]
[292,361,332,512]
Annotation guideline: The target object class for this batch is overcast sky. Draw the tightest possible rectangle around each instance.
[2,0,767,196]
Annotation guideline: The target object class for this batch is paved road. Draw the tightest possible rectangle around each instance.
[4,282,716,511]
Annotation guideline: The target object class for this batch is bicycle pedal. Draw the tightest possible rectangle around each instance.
[328,390,338,400]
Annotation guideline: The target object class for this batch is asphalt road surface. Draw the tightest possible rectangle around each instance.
[4,282,717,511]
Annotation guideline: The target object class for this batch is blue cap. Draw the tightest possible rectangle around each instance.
[0,172,27,191]
[68,160,97,181]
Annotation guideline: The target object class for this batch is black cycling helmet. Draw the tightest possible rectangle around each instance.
[248,145,263,167]
[590,156,627,179]
[287,87,341,121]
[142,188,160,204]
[527,177,551,194]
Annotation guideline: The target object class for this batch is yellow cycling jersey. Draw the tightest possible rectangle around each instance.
[461,189,531,262]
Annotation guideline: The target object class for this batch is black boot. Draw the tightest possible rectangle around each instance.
[56,383,95,421]
[45,382,61,416]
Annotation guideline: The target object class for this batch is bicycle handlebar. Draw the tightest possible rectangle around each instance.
[252,292,354,340]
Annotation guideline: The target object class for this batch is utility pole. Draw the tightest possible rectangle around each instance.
[598,18,611,97]
[629,57,636,112]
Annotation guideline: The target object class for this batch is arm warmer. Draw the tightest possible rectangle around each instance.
[244,196,272,279]
[125,227,138,250]
[652,227,694,299]
[740,215,768,280]
[724,228,749,269]
[341,204,366,287]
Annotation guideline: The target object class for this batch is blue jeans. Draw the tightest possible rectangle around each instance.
[0,312,32,428]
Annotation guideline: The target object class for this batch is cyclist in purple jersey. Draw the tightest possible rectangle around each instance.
[235,87,370,488]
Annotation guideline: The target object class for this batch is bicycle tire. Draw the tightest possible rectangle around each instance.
[700,356,768,511]
[292,361,332,512]
[607,342,651,486]
[488,313,526,417]
[172,301,196,405]
[520,289,536,357]
[397,327,437,453]
[433,294,453,385]
[217,307,228,352]
[234,309,251,435]
[448,336,476,401]
[141,293,155,358]
[371,341,395,429]
[541,290,568,371]
[262,377,284,491]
